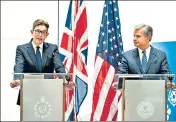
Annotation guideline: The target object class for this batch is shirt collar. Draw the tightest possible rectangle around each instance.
[32,41,43,49]
[138,46,151,55]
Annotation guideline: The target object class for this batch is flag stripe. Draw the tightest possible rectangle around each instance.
[91,57,110,120]
[80,39,88,50]
[65,94,74,120]
[93,65,115,120]
[100,73,116,120]
[60,33,71,50]
[74,1,86,28]
[91,0,124,121]
[107,91,122,120]
[92,56,104,89]
[75,9,87,38]
[112,109,118,121]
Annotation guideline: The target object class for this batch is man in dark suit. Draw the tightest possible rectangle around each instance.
[10,19,73,105]
[119,23,170,74]
[116,24,174,89]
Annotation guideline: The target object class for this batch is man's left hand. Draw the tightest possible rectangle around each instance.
[64,82,76,89]
[167,82,175,90]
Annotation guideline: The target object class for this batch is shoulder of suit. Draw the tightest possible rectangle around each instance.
[16,42,29,49]
[123,48,136,55]
[152,46,166,54]
[151,47,167,59]
[44,42,58,48]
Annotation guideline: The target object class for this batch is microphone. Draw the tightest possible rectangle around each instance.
[167,74,175,90]
[64,66,71,82]
[53,51,71,82]
[167,74,174,83]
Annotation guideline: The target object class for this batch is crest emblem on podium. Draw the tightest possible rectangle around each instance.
[168,89,176,107]
[137,101,155,119]
[33,96,52,119]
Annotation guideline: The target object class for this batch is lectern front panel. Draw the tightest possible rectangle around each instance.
[124,80,165,121]
[22,79,63,121]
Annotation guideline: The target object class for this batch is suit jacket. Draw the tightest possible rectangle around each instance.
[118,46,171,88]
[14,39,69,105]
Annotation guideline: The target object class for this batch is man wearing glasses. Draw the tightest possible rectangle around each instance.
[10,19,74,105]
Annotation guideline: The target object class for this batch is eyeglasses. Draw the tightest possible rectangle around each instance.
[34,29,47,35]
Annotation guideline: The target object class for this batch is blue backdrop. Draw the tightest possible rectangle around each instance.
[152,41,176,121]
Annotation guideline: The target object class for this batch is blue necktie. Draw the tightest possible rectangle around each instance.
[36,46,42,72]
[142,50,147,73]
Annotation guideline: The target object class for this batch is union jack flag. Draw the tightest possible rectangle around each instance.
[91,0,123,121]
[59,0,88,121]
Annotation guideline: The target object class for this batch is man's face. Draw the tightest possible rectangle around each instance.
[133,29,150,49]
[31,25,49,45]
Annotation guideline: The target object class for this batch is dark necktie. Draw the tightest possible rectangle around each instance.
[36,46,42,72]
[142,50,147,73]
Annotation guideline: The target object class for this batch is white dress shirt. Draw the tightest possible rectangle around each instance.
[32,41,43,56]
[138,46,151,63]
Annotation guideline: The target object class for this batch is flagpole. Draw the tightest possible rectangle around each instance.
[73,81,77,121]
[72,0,77,120]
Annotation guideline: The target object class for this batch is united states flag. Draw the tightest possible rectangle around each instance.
[59,0,88,121]
[90,0,123,121]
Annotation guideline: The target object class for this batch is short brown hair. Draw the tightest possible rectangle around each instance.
[32,19,49,30]
[134,24,153,41]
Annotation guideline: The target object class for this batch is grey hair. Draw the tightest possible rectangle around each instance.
[134,24,153,41]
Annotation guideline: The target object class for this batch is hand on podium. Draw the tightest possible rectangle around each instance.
[112,82,118,90]
[10,80,21,88]
[167,82,175,90]
[64,81,76,89]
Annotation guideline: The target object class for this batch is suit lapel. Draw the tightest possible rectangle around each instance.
[145,47,156,73]
[42,43,49,70]
[133,48,143,73]
[27,41,39,70]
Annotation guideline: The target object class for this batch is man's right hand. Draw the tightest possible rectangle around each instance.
[167,82,175,90]
[10,81,20,88]
[112,82,118,90]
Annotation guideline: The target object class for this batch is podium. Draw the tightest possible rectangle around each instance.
[13,73,68,121]
[116,74,174,121]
